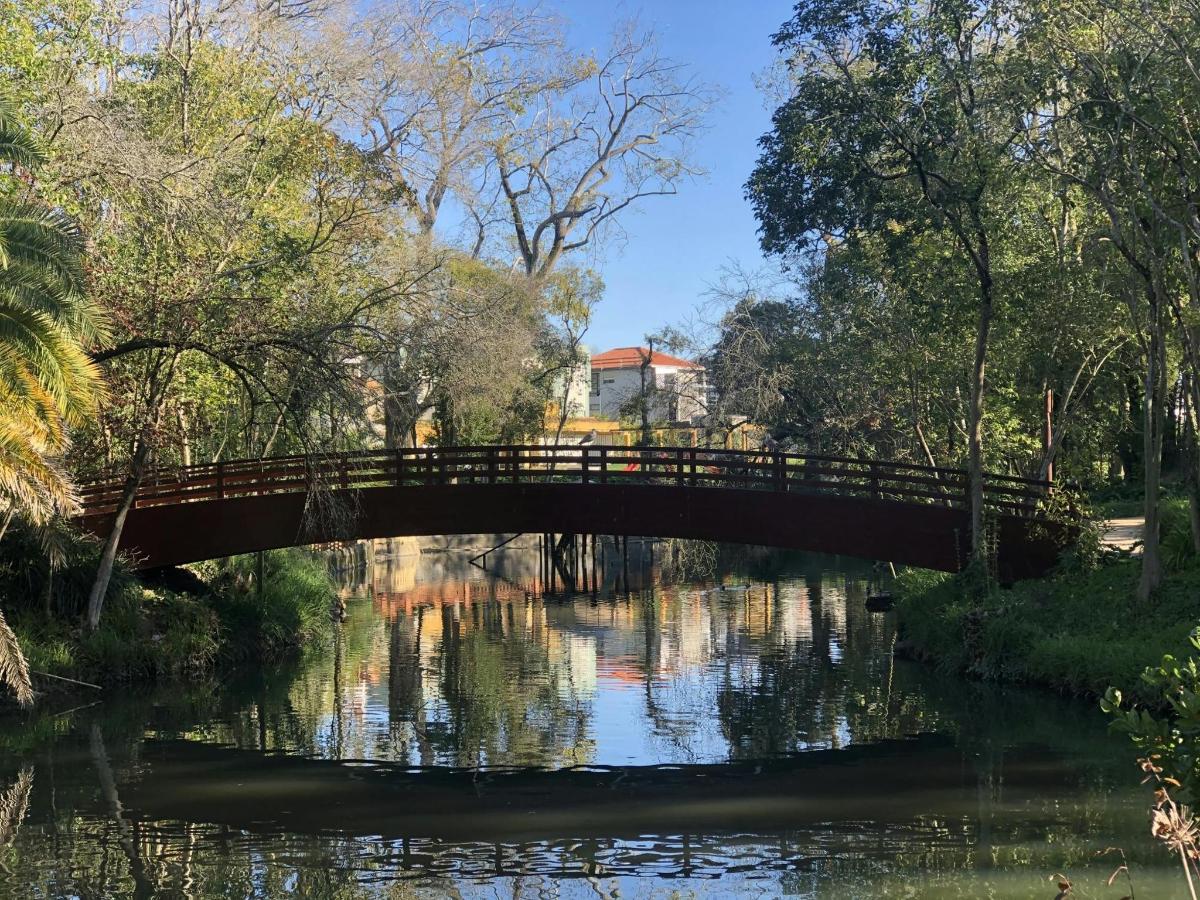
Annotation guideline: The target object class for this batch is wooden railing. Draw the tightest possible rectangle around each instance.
[77,445,1053,518]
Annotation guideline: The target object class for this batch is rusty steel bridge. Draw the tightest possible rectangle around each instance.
[76,444,1070,581]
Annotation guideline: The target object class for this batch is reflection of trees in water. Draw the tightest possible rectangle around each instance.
[421,599,593,767]
[388,606,432,765]
[0,798,1180,899]
[715,572,953,758]
[0,547,1172,895]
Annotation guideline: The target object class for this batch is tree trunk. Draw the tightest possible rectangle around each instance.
[177,403,192,468]
[1138,309,1167,602]
[1182,374,1200,556]
[85,438,152,631]
[967,294,994,562]
[85,352,176,632]
[1042,389,1054,483]
[639,340,655,447]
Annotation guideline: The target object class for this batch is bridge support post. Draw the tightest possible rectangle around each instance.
[255,550,264,602]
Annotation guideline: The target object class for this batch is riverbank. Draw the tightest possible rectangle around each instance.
[3,547,1187,897]
[893,503,1200,701]
[0,526,339,699]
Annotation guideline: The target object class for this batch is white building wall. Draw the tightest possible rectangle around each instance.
[589,364,707,423]
[667,367,708,422]
[555,357,592,418]
[590,367,643,417]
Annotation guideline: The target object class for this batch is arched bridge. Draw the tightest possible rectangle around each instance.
[76,445,1070,581]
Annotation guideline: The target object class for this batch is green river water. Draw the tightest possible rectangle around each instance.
[0,540,1186,898]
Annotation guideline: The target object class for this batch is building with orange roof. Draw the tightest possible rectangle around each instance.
[589,346,708,423]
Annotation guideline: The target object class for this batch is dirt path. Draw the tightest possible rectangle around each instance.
[1101,516,1144,554]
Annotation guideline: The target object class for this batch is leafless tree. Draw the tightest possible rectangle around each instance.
[330,0,574,238]
[493,23,716,278]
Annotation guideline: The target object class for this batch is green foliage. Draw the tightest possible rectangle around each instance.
[894,556,1200,699]
[0,520,132,620]
[1102,628,1200,802]
[741,0,1167,525]
[0,526,336,694]
[12,585,220,684]
[208,550,335,661]
[1160,499,1197,571]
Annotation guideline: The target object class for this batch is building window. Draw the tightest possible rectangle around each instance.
[591,372,600,394]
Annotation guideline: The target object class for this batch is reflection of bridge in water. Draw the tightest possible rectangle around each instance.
[77,444,1069,580]
[0,547,1151,895]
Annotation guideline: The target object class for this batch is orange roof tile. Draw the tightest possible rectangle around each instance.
[591,346,702,370]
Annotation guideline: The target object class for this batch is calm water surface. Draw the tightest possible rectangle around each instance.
[0,539,1186,897]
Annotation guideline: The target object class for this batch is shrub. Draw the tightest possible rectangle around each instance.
[1161,498,1197,572]
[1103,627,1200,803]
[893,554,1200,703]
[209,550,335,661]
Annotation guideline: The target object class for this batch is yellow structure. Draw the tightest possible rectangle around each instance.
[550,417,760,450]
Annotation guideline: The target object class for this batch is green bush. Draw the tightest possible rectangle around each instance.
[894,554,1200,702]
[209,550,335,661]
[1,525,336,692]
[1160,497,1196,571]
[0,521,140,621]
[1103,627,1200,802]
[13,587,220,684]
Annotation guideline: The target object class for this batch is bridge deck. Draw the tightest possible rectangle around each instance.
[75,445,1066,580]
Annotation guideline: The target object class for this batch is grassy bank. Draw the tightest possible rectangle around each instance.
[0,526,338,693]
[894,500,1200,702]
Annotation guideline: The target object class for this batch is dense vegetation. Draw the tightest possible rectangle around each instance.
[737,0,1200,597]
[0,0,713,703]
[0,522,337,687]
[737,2,1200,850]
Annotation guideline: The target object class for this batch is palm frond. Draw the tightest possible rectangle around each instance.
[0,203,86,291]
[0,94,45,172]
[0,101,105,531]
[0,610,33,708]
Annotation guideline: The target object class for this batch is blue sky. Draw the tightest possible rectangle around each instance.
[548,0,794,351]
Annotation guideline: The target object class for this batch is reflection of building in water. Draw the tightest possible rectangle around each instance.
[320,539,880,766]
[370,547,854,682]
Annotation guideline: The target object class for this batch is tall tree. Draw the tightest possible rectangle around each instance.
[494,24,714,279]
[750,0,1032,561]
[1028,0,1200,598]
[333,0,572,242]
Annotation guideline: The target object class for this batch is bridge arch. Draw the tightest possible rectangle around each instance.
[77,445,1069,581]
